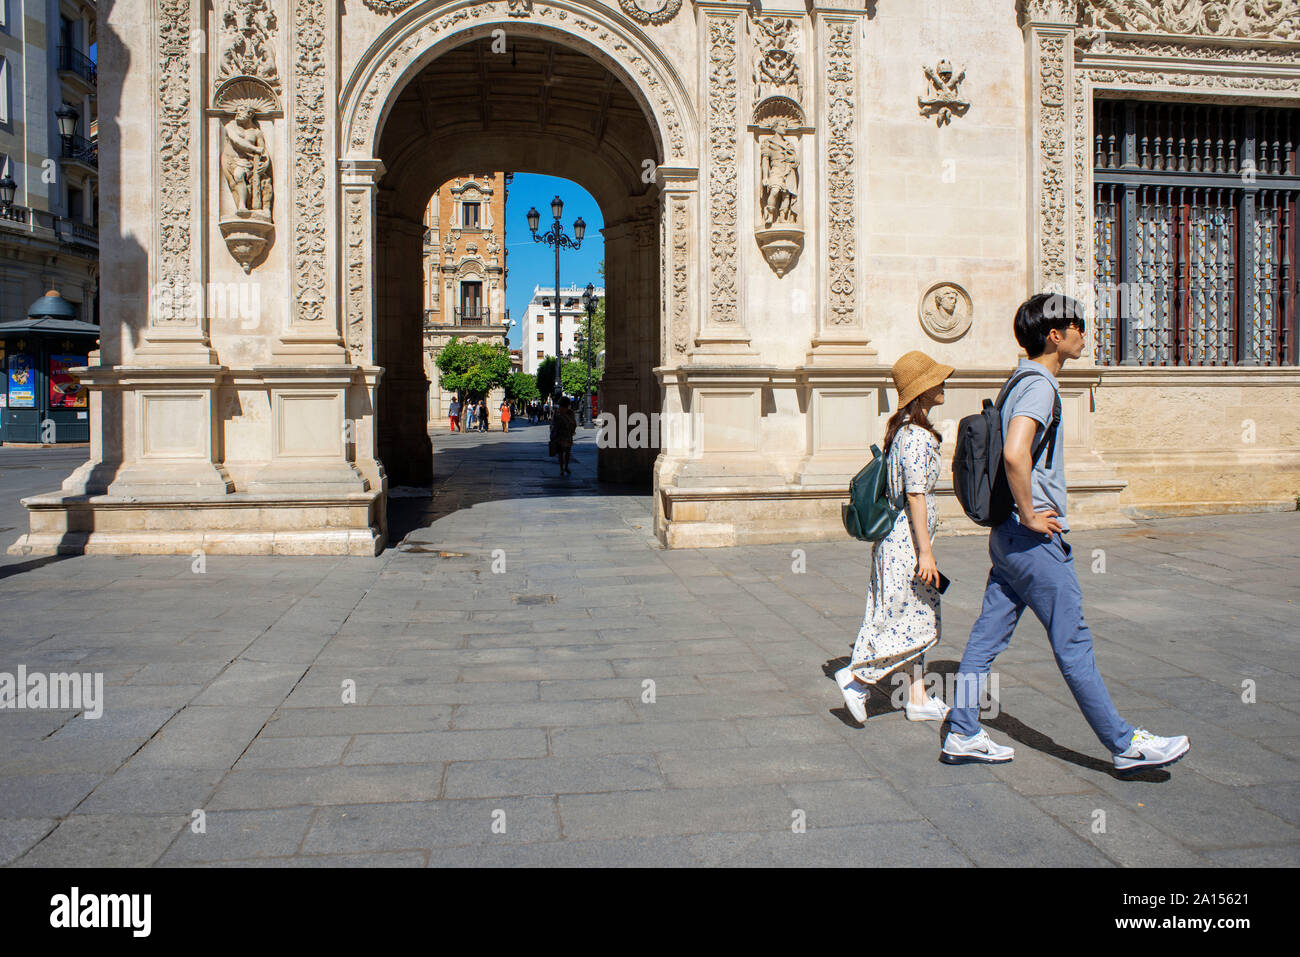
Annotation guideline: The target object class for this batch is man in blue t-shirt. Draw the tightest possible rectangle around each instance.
[942,293,1190,774]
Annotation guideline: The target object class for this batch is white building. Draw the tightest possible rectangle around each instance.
[521,284,603,375]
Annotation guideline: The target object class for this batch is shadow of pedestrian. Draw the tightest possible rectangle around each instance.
[822,655,1174,781]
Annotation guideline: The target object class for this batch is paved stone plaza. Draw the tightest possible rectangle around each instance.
[1,425,1297,867]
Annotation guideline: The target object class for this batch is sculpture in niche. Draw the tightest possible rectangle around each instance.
[752,99,805,277]
[214,62,279,275]
[619,0,681,26]
[753,17,802,105]
[1079,0,1300,40]
[918,60,969,127]
[759,117,799,229]
[918,282,973,342]
[222,107,273,216]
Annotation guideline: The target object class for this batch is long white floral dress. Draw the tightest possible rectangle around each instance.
[849,421,942,684]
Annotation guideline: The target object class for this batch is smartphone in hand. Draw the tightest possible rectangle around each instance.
[937,571,951,594]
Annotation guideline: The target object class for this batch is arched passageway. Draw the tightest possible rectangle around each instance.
[373,35,663,489]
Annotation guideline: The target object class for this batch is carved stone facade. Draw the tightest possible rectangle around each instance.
[12,0,1299,557]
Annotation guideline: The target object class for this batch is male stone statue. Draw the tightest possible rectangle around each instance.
[759,117,799,228]
[221,106,272,215]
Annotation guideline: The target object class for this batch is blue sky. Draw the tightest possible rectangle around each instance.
[503,173,605,351]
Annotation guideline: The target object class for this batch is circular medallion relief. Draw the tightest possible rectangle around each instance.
[619,0,682,25]
[918,282,973,342]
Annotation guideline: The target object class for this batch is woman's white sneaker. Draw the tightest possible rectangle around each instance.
[940,729,1014,764]
[905,694,951,722]
[834,666,869,723]
[1113,729,1190,773]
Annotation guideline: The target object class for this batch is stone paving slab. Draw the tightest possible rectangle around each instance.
[1,436,1298,866]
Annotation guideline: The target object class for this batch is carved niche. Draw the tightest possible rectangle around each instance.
[214,0,280,274]
[751,16,805,277]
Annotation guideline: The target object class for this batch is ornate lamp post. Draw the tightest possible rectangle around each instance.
[581,282,597,427]
[0,173,16,209]
[527,196,585,406]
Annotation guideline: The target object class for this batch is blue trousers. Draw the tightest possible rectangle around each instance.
[949,519,1134,754]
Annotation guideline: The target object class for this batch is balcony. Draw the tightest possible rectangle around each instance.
[455,307,490,326]
[60,135,98,170]
[0,204,29,226]
[424,228,438,248]
[59,218,98,250]
[58,47,97,87]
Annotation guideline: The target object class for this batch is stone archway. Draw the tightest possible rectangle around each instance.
[343,15,696,492]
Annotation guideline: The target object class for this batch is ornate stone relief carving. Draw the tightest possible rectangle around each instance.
[751,16,804,277]
[619,0,681,26]
[753,16,801,104]
[1017,0,1077,25]
[507,0,533,16]
[918,60,969,126]
[825,20,858,325]
[363,0,420,13]
[155,0,195,325]
[291,0,328,323]
[706,13,739,322]
[216,0,280,93]
[348,4,687,162]
[918,282,973,342]
[1079,0,1300,41]
[671,197,689,354]
[1037,34,1068,290]
[345,192,367,359]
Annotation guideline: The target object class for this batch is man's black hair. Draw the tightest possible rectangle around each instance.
[1014,292,1085,357]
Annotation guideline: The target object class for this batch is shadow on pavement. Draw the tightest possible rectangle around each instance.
[386,422,652,546]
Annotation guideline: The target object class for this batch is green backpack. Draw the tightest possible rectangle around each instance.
[842,444,902,542]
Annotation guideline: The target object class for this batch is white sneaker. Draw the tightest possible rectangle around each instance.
[1113,728,1190,773]
[834,667,868,723]
[940,729,1014,764]
[905,694,951,722]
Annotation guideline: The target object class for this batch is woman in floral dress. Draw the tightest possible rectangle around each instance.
[836,351,954,723]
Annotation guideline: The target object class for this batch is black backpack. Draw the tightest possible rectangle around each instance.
[952,370,1060,527]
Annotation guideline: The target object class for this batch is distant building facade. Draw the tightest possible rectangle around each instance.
[421,172,510,423]
[522,284,604,376]
[0,0,99,436]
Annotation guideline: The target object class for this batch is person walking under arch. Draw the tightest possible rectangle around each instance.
[550,395,577,475]
[942,293,1189,773]
[836,351,953,724]
[448,397,460,434]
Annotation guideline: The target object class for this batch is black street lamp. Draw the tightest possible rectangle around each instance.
[56,104,80,140]
[0,173,16,209]
[581,282,597,427]
[527,196,585,405]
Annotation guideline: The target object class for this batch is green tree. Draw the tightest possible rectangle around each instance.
[536,356,557,399]
[505,371,539,404]
[435,339,511,398]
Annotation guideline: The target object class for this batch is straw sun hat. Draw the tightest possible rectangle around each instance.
[891,350,955,409]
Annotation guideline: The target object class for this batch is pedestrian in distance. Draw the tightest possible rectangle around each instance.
[550,395,577,475]
[501,400,512,433]
[448,397,460,433]
[836,351,954,725]
[942,292,1190,773]
[478,399,488,432]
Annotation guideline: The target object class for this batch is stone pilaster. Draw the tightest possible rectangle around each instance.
[275,0,346,363]
[1022,2,1077,294]
[696,2,754,357]
[807,5,874,366]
